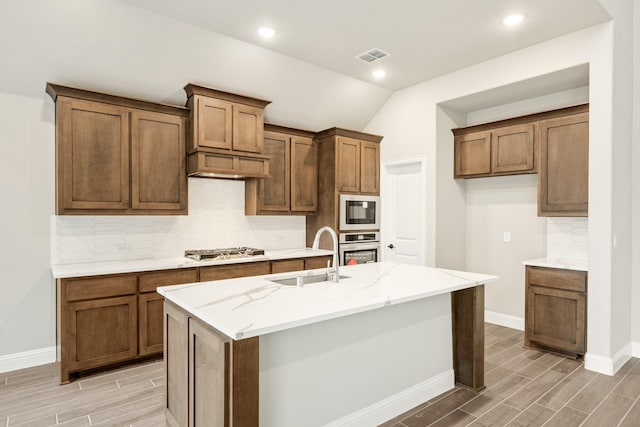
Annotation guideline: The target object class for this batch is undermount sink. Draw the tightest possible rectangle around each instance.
[271,273,350,286]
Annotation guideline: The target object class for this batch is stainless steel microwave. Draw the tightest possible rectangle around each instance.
[339,194,380,231]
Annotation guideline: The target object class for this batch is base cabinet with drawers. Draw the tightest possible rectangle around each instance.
[56,256,332,383]
[524,265,587,356]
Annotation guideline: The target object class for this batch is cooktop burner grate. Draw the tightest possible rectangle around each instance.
[184,247,265,261]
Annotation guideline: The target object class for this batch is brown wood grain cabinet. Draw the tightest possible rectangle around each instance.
[538,112,589,216]
[185,84,272,178]
[165,301,259,427]
[47,83,188,215]
[337,136,381,195]
[453,123,535,178]
[245,125,318,215]
[525,266,587,356]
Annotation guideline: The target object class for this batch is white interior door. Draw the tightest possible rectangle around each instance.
[382,159,426,265]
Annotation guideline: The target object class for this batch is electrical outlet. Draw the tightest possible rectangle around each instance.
[503,232,511,243]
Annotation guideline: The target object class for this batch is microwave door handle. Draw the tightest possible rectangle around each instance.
[341,243,379,251]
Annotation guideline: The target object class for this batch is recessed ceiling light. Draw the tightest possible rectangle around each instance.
[502,13,526,27]
[258,27,276,39]
[372,69,386,80]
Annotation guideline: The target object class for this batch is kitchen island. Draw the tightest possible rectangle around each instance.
[159,262,498,427]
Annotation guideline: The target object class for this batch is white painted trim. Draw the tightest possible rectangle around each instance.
[632,342,640,358]
[485,311,524,331]
[585,343,632,376]
[0,346,56,374]
[324,370,454,427]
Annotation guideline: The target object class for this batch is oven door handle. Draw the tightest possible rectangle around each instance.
[340,243,380,251]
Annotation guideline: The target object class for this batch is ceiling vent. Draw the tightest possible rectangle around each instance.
[355,48,390,63]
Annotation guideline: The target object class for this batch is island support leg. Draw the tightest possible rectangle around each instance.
[451,285,485,391]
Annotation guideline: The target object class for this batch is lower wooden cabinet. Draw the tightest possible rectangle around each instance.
[64,295,138,373]
[164,301,258,427]
[524,266,587,356]
[57,256,331,383]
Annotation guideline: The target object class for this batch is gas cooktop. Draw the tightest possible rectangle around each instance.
[184,247,265,261]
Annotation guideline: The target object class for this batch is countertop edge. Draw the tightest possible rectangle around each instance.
[522,257,588,272]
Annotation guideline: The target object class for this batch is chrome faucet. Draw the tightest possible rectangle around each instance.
[311,226,340,283]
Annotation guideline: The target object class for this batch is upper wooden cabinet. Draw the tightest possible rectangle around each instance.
[46,83,188,215]
[538,112,589,217]
[184,84,271,178]
[454,123,535,178]
[336,135,381,195]
[245,125,318,215]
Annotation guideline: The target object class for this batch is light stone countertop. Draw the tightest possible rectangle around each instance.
[157,261,499,340]
[50,248,334,279]
[522,257,588,272]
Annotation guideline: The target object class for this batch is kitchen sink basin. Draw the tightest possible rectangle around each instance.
[271,273,350,286]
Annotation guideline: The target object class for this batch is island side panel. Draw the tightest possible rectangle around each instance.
[451,285,485,391]
[165,301,189,427]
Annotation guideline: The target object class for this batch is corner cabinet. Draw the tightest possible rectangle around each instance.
[524,266,587,356]
[245,124,318,215]
[46,83,188,215]
[184,84,271,178]
[538,112,589,216]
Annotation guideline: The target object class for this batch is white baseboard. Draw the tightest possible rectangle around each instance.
[0,346,56,374]
[485,311,524,331]
[585,343,632,376]
[325,370,455,427]
[633,342,640,358]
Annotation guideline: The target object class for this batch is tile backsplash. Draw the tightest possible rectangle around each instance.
[51,178,306,265]
[546,217,588,261]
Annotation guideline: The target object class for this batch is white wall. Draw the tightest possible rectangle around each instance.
[0,94,55,357]
[632,0,640,352]
[365,23,629,373]
[465,175,546,325]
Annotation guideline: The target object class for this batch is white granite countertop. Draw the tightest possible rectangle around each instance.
[51,248,334,279]
[158,261,499,340]
[522,257,588,272]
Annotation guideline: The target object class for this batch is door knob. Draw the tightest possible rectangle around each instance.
[387,244,395,249]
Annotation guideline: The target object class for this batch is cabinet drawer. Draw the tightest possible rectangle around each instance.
[200,261,270,282]
[271,259,304,274]
[526,266,586,293]
[305,256,333,270]
[139,268,198,293]
[65,275,138,302]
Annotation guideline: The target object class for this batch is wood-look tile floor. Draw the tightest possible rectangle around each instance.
[381,324,640,427]
[2,324,639,426]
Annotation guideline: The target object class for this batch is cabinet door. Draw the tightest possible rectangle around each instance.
[139,292,164,356]
[526,285,586,355]
[259,131,290,212]
[538,113,589,216]
[64,295,137,372]
[165,301,189,427]
[304,256,333,270]
[337,137,361,192]
[233,104,264,153]
[454,131,491,178]
[196,96,232,150]
[491,123,535,174]
[131,110,187,211]
[57,98,130,212]
[291,136,318,211]
[359,141,380,194]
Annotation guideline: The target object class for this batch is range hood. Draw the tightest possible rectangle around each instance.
[185,83,271,179]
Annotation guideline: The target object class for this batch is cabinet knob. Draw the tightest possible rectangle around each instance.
[387,244,395,249]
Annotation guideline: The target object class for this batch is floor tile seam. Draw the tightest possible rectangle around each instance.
[488,373,532,401]
[486,344,525,365]
[425,401,475,427]
[517,355,568,381]
[59,385,163,421]
[577,389,635,425]
[566,368,631,416]
[76,364,161,389]
[459,394,505,419]
[88,393,165,424]
[615,394,640,427]
[4,381,153,421]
